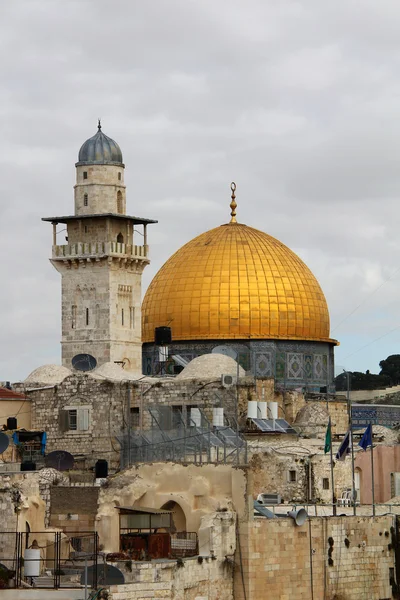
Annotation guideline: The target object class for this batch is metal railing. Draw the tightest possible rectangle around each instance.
[0,531,98,590]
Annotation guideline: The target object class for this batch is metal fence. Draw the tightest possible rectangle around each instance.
[118,405,248,467]
[0,531,98,590]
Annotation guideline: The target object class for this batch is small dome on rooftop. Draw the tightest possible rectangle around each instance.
[176,353,245,380]
[77,121,123,166]
[25,364,72,385]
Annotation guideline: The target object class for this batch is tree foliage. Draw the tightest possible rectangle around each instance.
[334,371,391,391]
[379,354,400,385]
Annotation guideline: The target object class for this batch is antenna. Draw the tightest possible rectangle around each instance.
[45,450,74,471]
[0,432,10,454]
[71,354,97,372]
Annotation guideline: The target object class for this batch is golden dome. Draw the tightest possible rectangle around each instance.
[142,221,336,344]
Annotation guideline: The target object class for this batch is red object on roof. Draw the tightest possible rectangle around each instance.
[0,387,27,400]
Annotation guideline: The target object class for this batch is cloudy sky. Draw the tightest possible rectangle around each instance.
[1,0,400,382]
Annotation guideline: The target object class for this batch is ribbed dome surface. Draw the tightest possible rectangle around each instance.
[142,222,335,344]
[77,126,123,165]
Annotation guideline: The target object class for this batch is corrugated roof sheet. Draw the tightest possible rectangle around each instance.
[115,506,173,514]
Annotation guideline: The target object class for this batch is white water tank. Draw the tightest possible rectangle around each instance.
[24,549,41,577]
[268,401,278,420]
[257,401,267,419]
[247,400,258,419]
[190,408,201,427]
[213,407,224,427]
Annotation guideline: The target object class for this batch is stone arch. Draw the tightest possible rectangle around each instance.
[117,190,123,214]
[117,232,124,244]
[160,500,187,533]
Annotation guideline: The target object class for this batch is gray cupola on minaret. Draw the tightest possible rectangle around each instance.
[74,122,127,216]
[42,123,157,375]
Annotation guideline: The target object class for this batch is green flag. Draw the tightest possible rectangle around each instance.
[324,417,332,454]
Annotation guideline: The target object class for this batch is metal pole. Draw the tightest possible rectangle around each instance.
[127,385,131,468]
[236,358,240,464]
[370,423,376,517]
[346,372,356,516]
[84,555,88,600]
[329,427,336,516]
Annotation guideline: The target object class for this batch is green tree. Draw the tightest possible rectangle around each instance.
[379,354,400,385]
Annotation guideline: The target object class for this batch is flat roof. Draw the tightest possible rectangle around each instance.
[42,213,158,225]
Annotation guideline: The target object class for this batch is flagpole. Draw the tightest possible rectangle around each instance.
[329,431,336,516]
[370,422,375,517]
[346,370,357,515]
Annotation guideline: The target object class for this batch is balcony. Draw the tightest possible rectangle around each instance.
[52,241,148,261]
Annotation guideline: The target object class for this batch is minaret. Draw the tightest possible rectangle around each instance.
[43,122,157,375]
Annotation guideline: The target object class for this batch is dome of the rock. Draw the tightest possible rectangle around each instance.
[143,223,333,344]
[142,187,337,387]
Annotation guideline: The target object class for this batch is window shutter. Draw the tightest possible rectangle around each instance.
[78,408,90,431]
[59,410,69,432]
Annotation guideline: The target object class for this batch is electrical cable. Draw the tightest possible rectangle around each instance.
[331,265,400,333]
[342,323,400,361]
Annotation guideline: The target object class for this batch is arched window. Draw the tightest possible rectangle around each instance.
[84,193,88,207]
[118,172,122,181]
[117,190,123,214]
[117,233,124,244]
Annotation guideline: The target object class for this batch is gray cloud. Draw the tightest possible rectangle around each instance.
[2,0,400,380]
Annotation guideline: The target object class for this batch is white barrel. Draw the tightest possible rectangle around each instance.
[24,549,41,577]
[190,408,201,427]
[247,400,258,419]
[268,401,278,420]
[213,407,224,427]
[158,346,168,362]
[257,401,267,419]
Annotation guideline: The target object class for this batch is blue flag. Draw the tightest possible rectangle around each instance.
[359,423,372,451]
[336,430,351,461]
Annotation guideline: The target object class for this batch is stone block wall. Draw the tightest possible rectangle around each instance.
[49,487,99,535]
[234,514,395,600]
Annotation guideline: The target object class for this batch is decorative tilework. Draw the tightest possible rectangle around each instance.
[304,354,313,380]
[255,353,273,378]
[287,353,304,380]
[275,352,286,380]
[314,354,323,380]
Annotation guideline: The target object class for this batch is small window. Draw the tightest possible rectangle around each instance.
[117,232,124,243]
[323,478,330,490]
[68,409,77,431]
[72,305,77,329]
[117,191,123,213]
[130,407,140,428]
[86,308,89,326]
[84,194,88,206]
[130,306,135,329]
[121,308,124,326]
[289,470,297,483]
[83,171,88,180]
[84,225,88,233]
[118,172,121,181]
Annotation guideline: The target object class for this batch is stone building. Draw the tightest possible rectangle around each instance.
[42,122,157,375]
[142,185,338,389]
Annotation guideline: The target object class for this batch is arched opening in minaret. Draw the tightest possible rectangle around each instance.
[117,190,123,214]
[117,233,124,244]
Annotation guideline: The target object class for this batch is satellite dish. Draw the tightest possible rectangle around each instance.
[45,450,74,471]
[81,564,125,587]
[0,432,10,453]
[72,354,97,372]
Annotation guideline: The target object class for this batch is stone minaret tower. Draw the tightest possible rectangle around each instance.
[43,122,156,375]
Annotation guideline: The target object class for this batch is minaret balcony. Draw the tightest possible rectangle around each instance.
[52,241,149,261]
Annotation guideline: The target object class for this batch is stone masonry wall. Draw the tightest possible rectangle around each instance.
[234,514,396,600]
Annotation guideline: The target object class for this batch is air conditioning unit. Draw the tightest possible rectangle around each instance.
[256,493,282,505]
[221,374,237,388]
